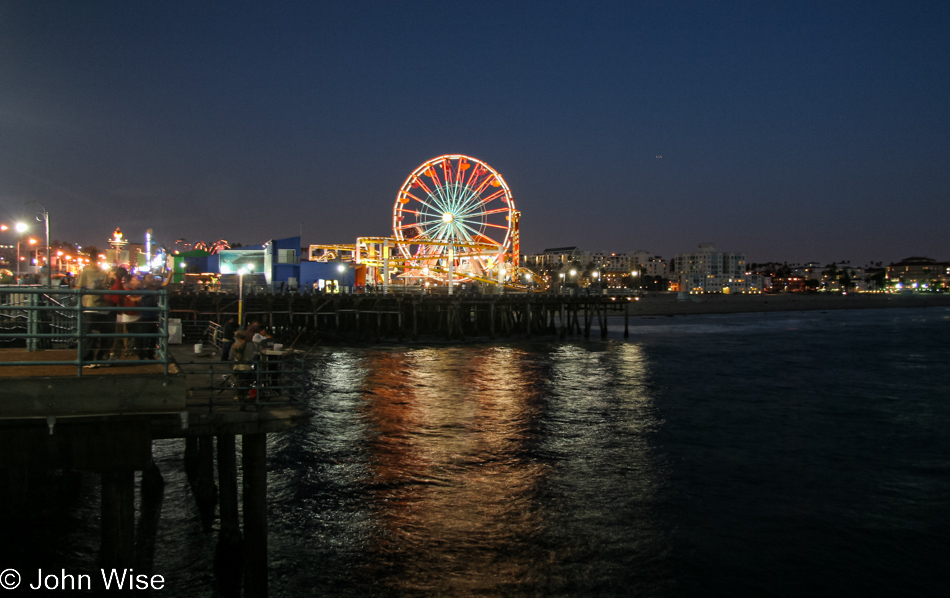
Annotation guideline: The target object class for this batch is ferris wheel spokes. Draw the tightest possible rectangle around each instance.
[393,154,515,284]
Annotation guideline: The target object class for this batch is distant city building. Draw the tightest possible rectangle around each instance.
[673,243,763,294]
[522,247,589,271]
[522,247,670,289]
[589,252,632,288]
[629,251,669,278]
[886,257,949,291]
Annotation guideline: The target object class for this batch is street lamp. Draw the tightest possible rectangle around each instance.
[238,264,254,327]
[18,201,50,286]
[28,238,38,275]
[14,222,28,280]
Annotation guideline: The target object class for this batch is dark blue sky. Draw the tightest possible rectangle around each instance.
[1,1,948,265]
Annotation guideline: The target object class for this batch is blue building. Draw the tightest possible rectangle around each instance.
[217,236,305,290]
[202,236,359,292]
[299,261,357,292]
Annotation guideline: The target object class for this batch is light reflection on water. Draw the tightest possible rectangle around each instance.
[359,347,553,593]
[266,342,673,596]
[264,309,950,597]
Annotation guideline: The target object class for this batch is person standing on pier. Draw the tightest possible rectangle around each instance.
[220,315,238,361]
[104,267,128,359]
[77,263,110,366]
[131,276,160,360]
[118,274,143,356]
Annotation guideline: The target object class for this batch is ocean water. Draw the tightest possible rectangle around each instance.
[8,307,950,596]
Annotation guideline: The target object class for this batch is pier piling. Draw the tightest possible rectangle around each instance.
[100,470,135,570]
[242,433,268,598]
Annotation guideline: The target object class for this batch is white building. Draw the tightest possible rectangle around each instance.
[523,247,671,289]
[627,250,669,278]
[673,243,760,294]
[522,247,590,272]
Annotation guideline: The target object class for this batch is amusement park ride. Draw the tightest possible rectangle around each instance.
[309,154,539,292]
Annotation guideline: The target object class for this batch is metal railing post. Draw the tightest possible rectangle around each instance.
[76,288,86,377]
[159,290,169,375]
[27,292,38,351]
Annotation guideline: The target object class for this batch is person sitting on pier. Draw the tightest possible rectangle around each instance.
[230,330,253,401]
[244,319,261,340]
[251,326,274,351]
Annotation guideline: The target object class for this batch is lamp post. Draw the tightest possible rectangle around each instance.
[28,238,38,275]
[14,222,28,281]
[238,265,254,327]
[145,229,153,274]
[18,201,50,286]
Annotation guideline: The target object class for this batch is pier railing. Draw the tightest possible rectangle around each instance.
[179,353,307,410]
[0,285,171,376]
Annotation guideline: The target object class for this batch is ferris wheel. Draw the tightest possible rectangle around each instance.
[393,154,516,279]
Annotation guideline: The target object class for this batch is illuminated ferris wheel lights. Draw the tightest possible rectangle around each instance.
[393,154,516,282]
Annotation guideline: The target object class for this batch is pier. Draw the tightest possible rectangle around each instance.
[0,286,309,597]
[170,290,634,343]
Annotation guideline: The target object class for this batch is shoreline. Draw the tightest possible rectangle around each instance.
[621,292,950,317]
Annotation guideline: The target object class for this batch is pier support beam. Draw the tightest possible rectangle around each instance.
[100,470,135,570]
[489,301,495,340]
[135,462,165,572]
[184,436,198,482]
[218,435,241,541]
[216,434,243,596]
[624,301,629,338]
[559,303,566,338]
[195,435,218,527]
[243,433,268,598]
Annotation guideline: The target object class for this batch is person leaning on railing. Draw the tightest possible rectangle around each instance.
[77,264,111,366]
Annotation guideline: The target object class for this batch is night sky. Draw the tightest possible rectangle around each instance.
[1,1,948,265]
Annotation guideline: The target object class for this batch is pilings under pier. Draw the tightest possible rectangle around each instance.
[0,348,309,598]
[170,292,632,342]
